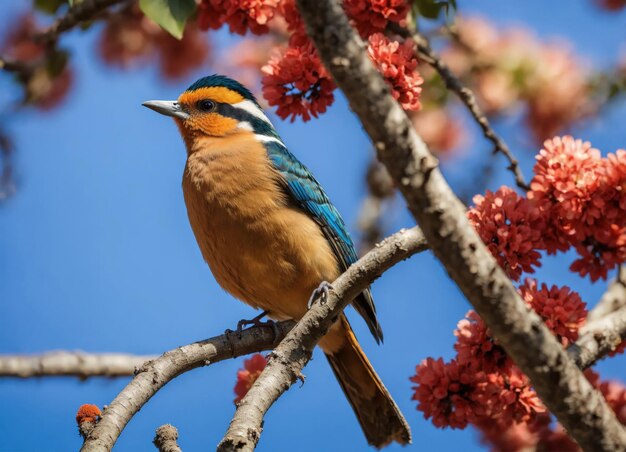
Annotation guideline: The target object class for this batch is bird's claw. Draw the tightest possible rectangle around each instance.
[307,281,333,309]
[236,310,270,334]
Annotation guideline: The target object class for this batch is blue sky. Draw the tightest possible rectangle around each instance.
[0,1,625,451]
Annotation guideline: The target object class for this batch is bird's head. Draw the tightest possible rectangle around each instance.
[143,74,279,144]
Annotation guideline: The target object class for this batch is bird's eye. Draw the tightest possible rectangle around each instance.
[197,99,216,112]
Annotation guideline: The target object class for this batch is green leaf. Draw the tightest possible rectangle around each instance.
[139,0,196,39]
[412,0,457,20]
[33,0,66,15]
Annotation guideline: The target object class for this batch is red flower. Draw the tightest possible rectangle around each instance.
[278,0,308,46]
[471,363,545,424]
[2,14,73,110]
[76,404,101,425]
[410,358,475,429]
[468,186,545,281]
[410,109,466,156]
[234,354,267,404]
[454,311,507,372]
[529,137,626,280]
[262,42,336,121]
[519,279,586,345]
[367,33,423,111]
[344,0,409,37]
[198,0,279,35]
[97,8,155,68]
[529,136,602,250]
[155,24,210,81]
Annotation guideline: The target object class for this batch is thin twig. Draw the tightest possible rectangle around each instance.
[218,227,427,451]
[390,24,530,191]
[588,265,626,323]
[0,56,34,76]
[289,2,626,451]
[153,424,182,452]
[35,0,126,45]
[569,305,626,369]
[0,351,156,378]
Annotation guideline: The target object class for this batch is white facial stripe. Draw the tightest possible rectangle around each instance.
[254,135,284,145]
[233,100,273,126]
[237,121,254,131]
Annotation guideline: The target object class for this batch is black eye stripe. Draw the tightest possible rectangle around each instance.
[197,99,216,111]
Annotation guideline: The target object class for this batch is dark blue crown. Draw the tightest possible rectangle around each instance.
[186,74,259,105]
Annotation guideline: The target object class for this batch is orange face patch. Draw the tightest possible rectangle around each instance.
[178,86,244,106]
[176,86,245,137]
[185,114,239,137]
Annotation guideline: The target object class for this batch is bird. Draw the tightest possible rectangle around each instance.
[143,74,411,448]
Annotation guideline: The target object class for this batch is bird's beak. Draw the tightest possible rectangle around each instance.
[142,100,190,120]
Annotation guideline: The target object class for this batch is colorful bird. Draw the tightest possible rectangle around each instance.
[143,74,411,448]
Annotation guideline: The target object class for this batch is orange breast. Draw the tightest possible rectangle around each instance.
[182,133,341,322]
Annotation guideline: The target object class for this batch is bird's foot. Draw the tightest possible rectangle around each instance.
[307,281,333,309]
[236,310,271,334]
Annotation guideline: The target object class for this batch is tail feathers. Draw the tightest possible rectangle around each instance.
[325,316,411,449]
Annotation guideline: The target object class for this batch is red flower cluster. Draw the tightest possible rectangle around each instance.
[198,0,279,35]
[412,279,588,439]
[261,42,336,121]
[2,14,74,110]
[410,109,466,156]
[519,279,587,346]
[530,136,626,281]
[197,0,420,120]
[367,33,423,111]
[441,17,592,142]
[467,186,545,281]
[278,0,307,46]
[234,353,267,404]
[344,0,410,37]
[467,137,626,282]
[76,404,102,425]
[98,7,209,81]
[479,412,580,452]
[483,371,626,451]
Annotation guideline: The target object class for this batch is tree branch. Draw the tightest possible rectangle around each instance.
[217,227,427,451]
[35,0,126,45]
[390,24,529,191]
[290,1,626,451]
[79,321,295,452]
[588,266,626,323]
[0,352,155,378]
[569,306,626,369]
[0,56,33,76]
[568,270,626,369]
[153,424,182,452]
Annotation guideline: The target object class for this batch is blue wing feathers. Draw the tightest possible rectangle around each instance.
[265,141,383,343]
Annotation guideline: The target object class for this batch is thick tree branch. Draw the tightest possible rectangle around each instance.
[290,1,626,451]
[218,227,427,451]
[153,424,182,452]
[79,321,295,452]
[0,352,155,378]
[390,24,529,191]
